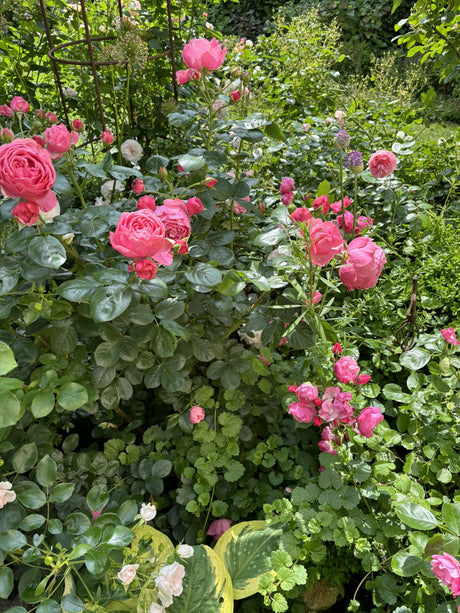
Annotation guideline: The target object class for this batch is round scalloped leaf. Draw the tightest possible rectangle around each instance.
[131,525,174,565]
[214,521,282,600]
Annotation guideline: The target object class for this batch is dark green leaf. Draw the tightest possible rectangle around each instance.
[28,236,66,269]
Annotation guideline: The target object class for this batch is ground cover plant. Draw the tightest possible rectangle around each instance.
[0,1,459,612]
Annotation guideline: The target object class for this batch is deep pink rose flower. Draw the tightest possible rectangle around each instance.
[281,191,294,207]
[101,130,114,145]
[175,239,189,254]
[186,197,204,215]
[207,518,232,540]
[155,199,191,241]
[280,177,295,194]
[440,328,460,346]
[368,150,397,178]
[306,218,345,266]
[0,105,13,118]
[137,195,156,211]
[109,209,173,265]
[72,118,84,132]
[289,401,317,423]
[334,356,360,384]
[339,237,386,291]
[12,200,40,226]
[182,38,226,72]
[129,259,157,280]
[131,178,144,194]
[312,195,330,215]
[330,196,353,214]
[176,69,196,84]
[44,124,72,159]
[10,96,29,113]
[358,374,371,385]
[189,405,205,424]
[332,343,342,355]
[0,138,57,211]
[230,90,241,102]
[357,406,383,438]
[431,553,460,597]
[291,207,311,223]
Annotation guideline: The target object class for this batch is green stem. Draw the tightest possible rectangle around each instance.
[68,165,86,209]
[339,149,347,238]
[352,173,358,232]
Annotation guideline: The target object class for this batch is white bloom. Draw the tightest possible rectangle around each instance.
[63,87,78,98]
[148,603,165,613]
[140,502,157,522]
[94,196,106,207]
[120,139,143,163]
[245,39,253,47]
[205,22,214,30]
[40,202,61,223]
[100,180,124,201]
[176,544,194,559]
[62,233,75,244]
[334,110,346,127]
[0,481,16,509]
[212,99,228,118]
[155,562,185,606]
[117,564,139,585]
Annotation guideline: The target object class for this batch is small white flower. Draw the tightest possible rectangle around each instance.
[176,544,194,558]
[205,22,214,30]
[148,603,165,613]
[120,139,143,163]
[0,481,16,509]
[140,502,157,522]
[245,39,253,47]
[62,233,75,244]
[100,180,124,201]
[63,87,78,98]
[117,563,139,585]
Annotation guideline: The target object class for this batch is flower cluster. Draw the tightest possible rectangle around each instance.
[280,176,295,207]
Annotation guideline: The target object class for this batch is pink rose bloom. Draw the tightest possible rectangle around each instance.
[306,218,345,267]
[137,195,156,211]
[155,199,191,240]
[358,374,371,385]
[189,405,205,424]
[186,197,204,215]
[36,109,46,120]
[431,553,460,597]
[339,237,386,291]
[330,196,353,214]
[10,96,29,113]
[175,239,189,254]
[368,150,397,178]
[12,200,40,226]
[0,138,57,211]
[182,38,226,72]
[357,406,383,438]
[109,209,173,265]
[1,128,14,143]
[288,400,316,423]
[129,259,157,280]
[230,90,241,102]
[312,195,330,215]
[44,124,71,159]
[318,440,337,454]
[207,518,232,540]
[0,105,13,118]
[101,130,114,145]
[233,202,247,214]
[131,178,144,194]
[355,216,373,234]
[32,135,45,147]
[332,343,342,355]
[46,112,58,124]
[155,562,186,607]
[72,118,84,132]
[295,384,318,402]
[117,564,139,586]
[176,68,198,84]
[280,177,295,194]
[334,356,360,384]
[291,207,311,223]
[440,328,460,346]
[205,177,217,188]
[281,191,294,207]
[305,290,322,306]
[319,387,354,422]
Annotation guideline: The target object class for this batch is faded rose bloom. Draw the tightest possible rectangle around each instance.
[291,207,311,223]
[131,178,144,194]
[302,123,311,132]
[295,384,319,402]
[182,38,226,72]
[176,544,194,558]
[368,150,397,178]
[0,481,16,508]
[12,200,40,226]
[312,195,330,215]
[189,406,205,424]
[70,131,79,146]
[305,218,345,267]
[357,406,383,438]
[101,180,124,201]
[334,356,360,384]
[213,99,228,117]
[335,110,346,127]
[44,124,72,159]
[185,197,204,215]
[339,237,386,291]
[319,387,354,422]
[101,130,114,145]
[137,195,156,211]
[155,562,185,607]
[280,177,295,194]
[129,259,157,280]
[330,196,353,214]
[155,199,191,241]
[39,201,61,223]
[10,96,29,114]
[140,502,157,521]
[440,328,460,346]
[117,564,139,585]
[207,519,232,540]
[233,201,247,214]
[120,139,143,163]
[431,553,460,597]
[0,104,13,118]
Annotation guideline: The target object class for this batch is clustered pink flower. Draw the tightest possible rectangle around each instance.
[182,38,226,73]
[291,207,311,223]
[155,198,191,241]
[357,406,384,437]
[368,150,397,178]
[10,96,29,114]
[431,553,460,598]
[440,328,460,346]
[339,236,386,291]
[330,196,353,214]
[44,123,72,159]
[12,200,40,226]
[189,405,205,424]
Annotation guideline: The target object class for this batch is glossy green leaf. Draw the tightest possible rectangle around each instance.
[0,390,21,427]
[28,236,66,269]
[56,382,88,411]
[13,443,38,473]
[0,566,14,599]
[36,455,57,487]
[395,502,438,530]
[0,341,17,375]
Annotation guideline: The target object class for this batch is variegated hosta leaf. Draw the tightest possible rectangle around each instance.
[130,525,175,565]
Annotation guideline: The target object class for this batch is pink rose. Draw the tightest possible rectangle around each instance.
[305,290,322,306]
[129,259,157,280]
[72,118,84,132]
[176,68,198,84]
[368,150,397,178]
[334,356,360,384]
[207,518,232,540]
[230,90,241,102]
[182,38,226,72]
[440,328,460,346]
[0,138,57,211]
[46,112,58,124]
[281,191,294,207]
[155,562,185,607]
[306,218,345,267]
[189,406,205,424]
[357,406,383,438]
[339,237,386,291]
[1,128,14,143]
[175,239,189,254]
[155,199,191,240]
[431,553,460,597]
[233,202,247,214]
[280,177,295,194]
[291,207,311,223]
[44,124,71,159]
[330,196,353,214]
[137,195,156,211]
[319,387,354,422]
[295,384,318,402]
[289,400,317,423]
[12,200,40,226]
[131,178,144,194]
[117,564,139,586]
[36,109,46,120]
[312,195,330,215]
[0,105,13,118]
[110,209,173,265]
[186,197,204,215]
[355,216,373,234]
[358,374,371,385]
[332,343,342,355]
[205,177,217,188]
[10,96,29,113]
[101,130,114,145]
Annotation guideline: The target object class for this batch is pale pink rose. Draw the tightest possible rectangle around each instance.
[117,564,139,585]
[358,374,371,385]
[137,195,156,211]
[155,199,191,240]
[155,562,185,606]
[131,178,144,194]
[110,210,173,265]
[44,124,72,159]
[189,406,205,424]
[330,196,353,214]
[339,237,386,291]
[280,177,295,194]
[182,38,226,72]
[207,518,232,540]
[295,384,318,402]
[357,406,383,438]
[0,481,16,508]
[319,387,354,422]
[213,99,227,117]
[305,290,322,306]
[306,218,345,267]
[185,197,204,215]
[121,139,143,163]
[368,150,397,179]
[332,343,342,355]
[431,553,460,597]
[140,502,157,521]
[0,138,57,211]
[12,200,40,226]
[1,128,14,143]
[101,130,114,145]
[291,207,311,223]
[440,328,460,346]
[0,105,13,118]
[334,356,360,384]
[312,195,330,215]
[302,123,311,132]
[10,96,29,113]
[288,400,316,423]
[176,68,198,85]
[148,603,165,613]
[129,259,157,280]
[334,110,346,127]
